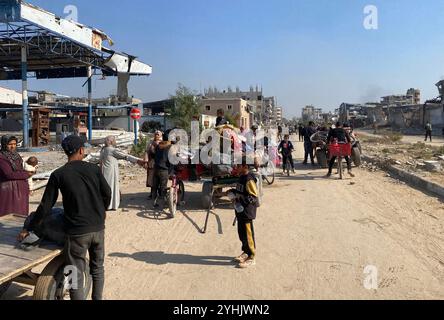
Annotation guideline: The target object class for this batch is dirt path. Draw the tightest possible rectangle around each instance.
[3,139,444,300]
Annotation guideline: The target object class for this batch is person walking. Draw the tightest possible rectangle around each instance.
[0,135,32,217]
[19,135,112,300]
[99,136,144,211]
[302,122,317,166]
[278,134,295,174]
[298,124,304,142]
[144,130,162,200]
[425,122,433,142]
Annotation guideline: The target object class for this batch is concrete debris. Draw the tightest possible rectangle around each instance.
[90,130,138,147]
[438,156,444,161]
[424,161,442,172]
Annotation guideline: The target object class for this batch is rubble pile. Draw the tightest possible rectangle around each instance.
[360,134,444,184]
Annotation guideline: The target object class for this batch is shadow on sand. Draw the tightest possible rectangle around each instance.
[109,251,235,267]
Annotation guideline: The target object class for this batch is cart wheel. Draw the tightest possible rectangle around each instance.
[0,281,11,298]
[168,187,177,218]
[201,181,214,209]
[338,157,344,180]
[178,180,185,204]
[33,256,92,300]
[352,147,362,167]
[316,150,328,169]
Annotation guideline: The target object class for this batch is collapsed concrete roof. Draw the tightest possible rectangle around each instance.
[0,0,152,79]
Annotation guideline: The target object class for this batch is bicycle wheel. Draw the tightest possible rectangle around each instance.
[262,162,275,185]
[338,157,343,180]
[168,187,177,218]
[178,180,185,204]
[286,160,290,177]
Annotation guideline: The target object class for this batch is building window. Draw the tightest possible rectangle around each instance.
[227,105,233,110]
[206,105,211,111]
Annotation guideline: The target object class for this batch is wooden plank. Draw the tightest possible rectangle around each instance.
[0,255,31,276]
[0,215,26,226]
[0,231,23,240]
[0,214,62,285]
[0,249,61,285]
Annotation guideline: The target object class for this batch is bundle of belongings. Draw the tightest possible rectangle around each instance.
[211,124,244,177]
[19,208,65,250]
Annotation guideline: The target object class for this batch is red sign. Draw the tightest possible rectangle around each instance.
[130,108,141,120]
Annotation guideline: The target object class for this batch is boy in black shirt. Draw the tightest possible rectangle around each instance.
[278,134,295,173]
[230,159,259,269]
[19,135,111,300]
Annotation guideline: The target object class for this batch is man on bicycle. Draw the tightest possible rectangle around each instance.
[325,122,355,178]
[152,131,173,210]
[278,134,295,174]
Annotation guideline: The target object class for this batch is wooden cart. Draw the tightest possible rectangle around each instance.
[0,215,91,300]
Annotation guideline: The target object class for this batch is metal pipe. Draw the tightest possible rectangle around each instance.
[21,45,29,149]
[87,66,92,142]
[134,119,138,145]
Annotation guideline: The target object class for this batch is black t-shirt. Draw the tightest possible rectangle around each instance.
[155,143,171,170]
[303,126,317,141]
[278,140,294,156]
[328,128,350,143]
[29,161,111,236]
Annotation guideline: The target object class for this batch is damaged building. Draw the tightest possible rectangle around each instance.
[340,85,444,132]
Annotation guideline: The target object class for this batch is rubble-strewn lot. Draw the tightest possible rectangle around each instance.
[358,131,444,186]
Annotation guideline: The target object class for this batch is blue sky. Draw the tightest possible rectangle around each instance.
[4,0,444,118]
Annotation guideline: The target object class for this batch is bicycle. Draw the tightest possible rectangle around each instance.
[260,161,276,185]
[328,142,352,180]
[166,174,185,218]
[281,154,292,177]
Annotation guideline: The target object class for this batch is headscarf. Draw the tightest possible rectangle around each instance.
[0,135,22,171]
[104,136,117,147]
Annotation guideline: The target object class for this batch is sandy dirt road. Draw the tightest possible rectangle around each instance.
[3,139,444,300]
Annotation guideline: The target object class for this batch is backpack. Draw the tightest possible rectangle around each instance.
[251,172,263,208]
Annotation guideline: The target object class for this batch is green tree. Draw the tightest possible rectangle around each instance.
[141,121,162,133]
[224,113,239,128]
[167,84,201,132]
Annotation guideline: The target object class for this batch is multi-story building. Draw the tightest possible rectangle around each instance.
[381,88,420,106]
[302,105,323,122]
[204,86,263,112]
[200,97,253,129]
[204,86,281,126]
[274,107,283,123]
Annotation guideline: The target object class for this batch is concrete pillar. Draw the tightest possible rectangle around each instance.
[87,66,93,142]
[21,46,29,148]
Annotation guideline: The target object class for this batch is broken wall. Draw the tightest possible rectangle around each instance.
[424,104,444,127]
